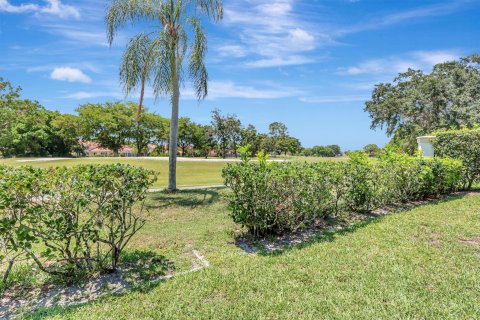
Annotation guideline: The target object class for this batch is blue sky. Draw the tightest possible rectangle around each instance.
[1,0,479,150]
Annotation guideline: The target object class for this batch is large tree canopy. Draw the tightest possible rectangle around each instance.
[365,54,480,153]
[0,77,75,157]
[77,102,137,154]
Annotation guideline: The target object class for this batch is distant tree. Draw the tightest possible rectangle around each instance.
[77,102,135,155]
[51,114,84,156]
[363,144,381,157]
[0,78,21,155]
[178,117,197,156]
[192,125,216,158]
[227,115,242,157]
[241,124,263,155]
[269,122,288,137]
[310,146,336,157]
[286,137,302,155]
[301,148,313,157]
[258,134,271,154]
[211,109,230,158]
[268,121,289,155]
[106,0,223,192]
[365,54,480,154]
[327,144,342,156]
[133,112,169,156]
[0,78,70,157]
[278,136,302,156]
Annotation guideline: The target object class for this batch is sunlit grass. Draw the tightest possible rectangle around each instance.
[0,156,348,188]
[0,158,226,188]
[23,191,480,319]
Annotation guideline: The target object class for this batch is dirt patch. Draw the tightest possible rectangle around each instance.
[460,237,480,246]
[428,239,442,247]
[453,190,480,197]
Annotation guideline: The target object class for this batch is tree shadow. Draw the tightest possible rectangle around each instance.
[146,189,221,209]
[120,250,173,289]
[19,250,173,320]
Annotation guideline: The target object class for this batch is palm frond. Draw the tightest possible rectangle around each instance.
[189,0,223,22]
[151,32,174,98]
[120,33,154,95]
[106,0,161,45]
[188,17,208,100]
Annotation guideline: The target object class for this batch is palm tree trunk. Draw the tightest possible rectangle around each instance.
[168,75,180,192]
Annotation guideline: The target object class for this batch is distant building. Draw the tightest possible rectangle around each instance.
[80,141,136,157]
[79,141,217,157]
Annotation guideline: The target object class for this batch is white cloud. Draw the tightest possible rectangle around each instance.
[51,67,91,83]
[64,80,304,101]
[0,0,37,13]
[338,50,460,76]
[0,0,80,19]
[65,91,120,100]
[412,50,459,66]
[221,0,322,68]
[245,56,315,68]
[182,81,304,100]
[218,1,470,68]
[217,44,247,58]
[300,95,369,103]
[42,24,126,47]
[339,2,468,35]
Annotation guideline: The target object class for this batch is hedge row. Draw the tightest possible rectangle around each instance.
[0,164,156,284]
[433,127,480,189]
[223,149,463,236]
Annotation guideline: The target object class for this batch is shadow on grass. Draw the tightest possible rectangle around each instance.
[146,189,221,209]
[120,250,173,289]
[20,250,173,320]
[238,192,474,257]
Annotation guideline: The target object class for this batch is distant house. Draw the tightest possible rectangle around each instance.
[80,141,136,157]
[80,141,216,157]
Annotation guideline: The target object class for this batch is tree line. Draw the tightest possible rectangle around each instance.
[0,77,306,158]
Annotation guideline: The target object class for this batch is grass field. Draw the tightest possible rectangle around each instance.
[0,156,346,188]
[0,158,227,188]
[23,190,480,319]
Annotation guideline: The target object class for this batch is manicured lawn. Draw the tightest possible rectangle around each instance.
[25,190,480,319]
[0,158,227,188]
[0,157,347,188]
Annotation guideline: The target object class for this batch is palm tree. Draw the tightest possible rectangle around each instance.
[106,0,223,192]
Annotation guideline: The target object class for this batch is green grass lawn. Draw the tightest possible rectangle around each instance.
[0,156,347,188]
[0,158,227,188]
[24,190,480,319]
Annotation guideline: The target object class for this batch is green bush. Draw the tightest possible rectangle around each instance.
[223,149,463,236]
[433,128,480,189]
[0,166,38,283]
[0,164,156,283]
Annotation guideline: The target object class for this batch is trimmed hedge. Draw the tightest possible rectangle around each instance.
[433,128,480,189]
[0,164,156,283]
[223,149,463,236]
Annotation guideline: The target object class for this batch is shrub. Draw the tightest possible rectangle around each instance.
[0,164,156,283]
[0,166,38,283]
[223,149,463,236]
[433,128,480,189]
